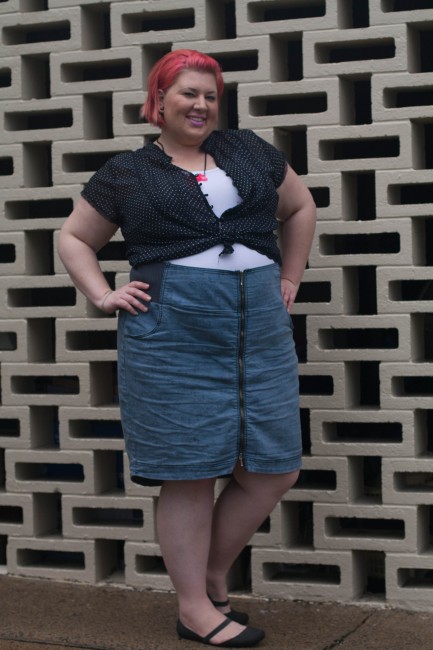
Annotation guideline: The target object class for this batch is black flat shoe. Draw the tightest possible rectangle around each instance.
[209,597,250,625]
[176,618,265,647]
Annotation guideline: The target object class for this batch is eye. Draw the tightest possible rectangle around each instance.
[206,95,217,102]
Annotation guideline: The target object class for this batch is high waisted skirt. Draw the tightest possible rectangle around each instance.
[117,262,301,485]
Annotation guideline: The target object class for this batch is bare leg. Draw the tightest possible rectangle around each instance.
[156,478,246,644]
[207,466,300,606]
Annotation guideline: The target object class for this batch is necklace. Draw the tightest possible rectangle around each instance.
[155,139,208,182]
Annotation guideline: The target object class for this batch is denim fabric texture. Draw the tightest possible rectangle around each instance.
[117,263,302,484]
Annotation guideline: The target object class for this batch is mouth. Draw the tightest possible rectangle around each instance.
[187,115,206,127]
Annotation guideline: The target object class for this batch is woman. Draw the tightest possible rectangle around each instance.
[58,50,316,648]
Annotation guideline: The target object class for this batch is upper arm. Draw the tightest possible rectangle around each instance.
[276,164,315,222]
[60,197,119,252]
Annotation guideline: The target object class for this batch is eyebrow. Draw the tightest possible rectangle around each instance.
[181,86,217,95]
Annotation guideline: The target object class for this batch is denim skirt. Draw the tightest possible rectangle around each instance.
[117,262,301,485]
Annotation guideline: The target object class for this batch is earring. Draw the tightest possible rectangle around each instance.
[159,105,164,114]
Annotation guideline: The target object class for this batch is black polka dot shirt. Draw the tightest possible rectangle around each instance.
[81,129,287,267]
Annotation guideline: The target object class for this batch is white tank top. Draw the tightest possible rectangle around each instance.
[171,167,274,271]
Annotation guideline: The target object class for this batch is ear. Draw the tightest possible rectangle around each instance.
[158,89,165,111]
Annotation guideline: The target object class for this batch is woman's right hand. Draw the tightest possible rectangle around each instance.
[98,281,151,315]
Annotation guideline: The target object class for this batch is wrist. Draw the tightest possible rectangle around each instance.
[100,289,113,310]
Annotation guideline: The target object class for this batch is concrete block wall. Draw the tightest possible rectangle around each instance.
[1,0,433,610]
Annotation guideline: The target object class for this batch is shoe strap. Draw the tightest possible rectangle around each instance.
[210,597,230,608]
[204,617,232,643]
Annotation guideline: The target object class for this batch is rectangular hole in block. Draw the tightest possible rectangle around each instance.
[0,505,23,524]
[385,87,433,108]
[68,419,123,440]
[390,280,433,301]
[27,319,56,363]
[122,9,194,33]
[299,375,334,395]
[17,549,85,569]
[25,230,54,275]
[0,332,17,351]
[319,328,398,350]
[0,67,12,88]
[0,157,14,176]
[393,376,433,396]
[301,408,311,455]
[357,267,378,315]
[340,76,372,125]
[320,137,400,160]
[316,40,395,64]
[30,405,60,448]
[395,471,433,492]
[248,0,326,22]
[83,94,113,139]
[97,240,126,261]
[309,186,330,208]
[136,554,167,575]
[363,456,382,500]
[323,421,403,444]
[389,183,433,205]
[292,314,306,362]
[274,127,308,174]
[8,287,76,307]
[360,361,381,406]
[270,36,303,82]
[354,550,386,598]
[338,0,370,28]
[0,536,6,565]
[33,493,62,535]
[297,502,314,547]
[5,109,73,131]
[263,562,340,585]
[23,143,52,188]
[343,172,376,221]
[382,0,433,11]
[15,461,84,482]
[73,507,143,527]
[0,244,16,263]
[11,375,80,395]
[211,52,258,73]
[424,315,433,361]
[320,232,399,255]
[398,567,433,588]
[250,93,327,116]
[0,418,20,438]
[66,330,117,351]
[326,516,404,539]
[296,281,331,303]
[81,5,111,50]
[5,198,73,220]
[62,151,127,173]
[294,469,336,491]
[61,60,131,83]
[21,54,50,100]
[2,21,71,45]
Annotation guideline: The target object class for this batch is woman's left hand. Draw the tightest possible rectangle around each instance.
[281,277,299,312]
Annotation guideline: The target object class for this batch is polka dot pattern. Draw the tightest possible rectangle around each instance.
[81,129,287,267]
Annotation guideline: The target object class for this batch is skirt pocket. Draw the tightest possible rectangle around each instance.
[123,302,163,339]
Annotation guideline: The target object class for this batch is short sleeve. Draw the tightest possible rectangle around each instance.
[239,130,287,188]
[81,157,120,224]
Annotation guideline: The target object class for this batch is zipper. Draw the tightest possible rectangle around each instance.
[238,271,245,467]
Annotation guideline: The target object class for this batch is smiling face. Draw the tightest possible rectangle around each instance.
[158,69,219,146]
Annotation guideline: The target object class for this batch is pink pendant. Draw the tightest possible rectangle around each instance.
[195,173,208,182]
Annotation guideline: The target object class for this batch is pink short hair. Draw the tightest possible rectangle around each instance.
[141,50,224,127]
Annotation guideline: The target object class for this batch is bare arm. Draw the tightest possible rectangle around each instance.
[276,165,317,311]
[57,197,150,314]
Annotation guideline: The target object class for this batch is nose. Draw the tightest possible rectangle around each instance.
[193,95,207,110]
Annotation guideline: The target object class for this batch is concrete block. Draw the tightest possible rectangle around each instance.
[0,144,23,189]
[124,541,173,591]
[386,553,433,611]
[303,172,343,222]
[0,55,21,99]
[0,8,82,56]
[1,362,91,406]
[372,72,433,123]
[292,267,344,315]
[308,122,412,173]
[370,4,433,26]
[377,266,433,314]
[298,362,347,409]
[5,449,99,494]
[50,46,144,96]
[380,362,433,409]
[56,318,118,362]
[7,536,99,583]
[307,314,412,362]
[1,96,84,143]
[286,455,350,504]
[123,453,161,497]
[52,137,144,185]
[314,504,418,552]
[0,492,34,536]
[62,495,154,541]
[383,458,433,506]
[111,0,207,47]
[304,25,408,78]
[309,218,413,268]
[0,406,32,449]
[0,274,86,318]
[236,0,338,36]
[0,185,80,232]
[310,409,416,458]
[251,548,354,601]
[58,406,123,451]
[0,318,27,362]
[112,90,154,138]
[376,170,433,218]
[239,78,339,130]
